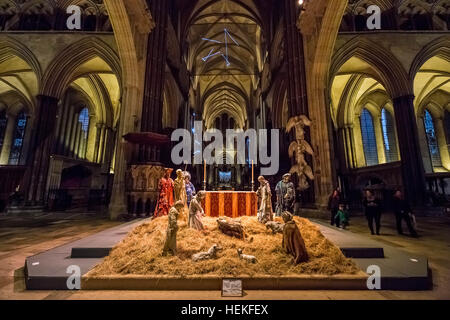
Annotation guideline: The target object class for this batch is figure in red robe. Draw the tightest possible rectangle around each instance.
[154,168,174,218]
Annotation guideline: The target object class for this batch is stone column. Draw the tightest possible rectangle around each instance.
[20,95,59,206]
[393,95,426,206]
[63,108,75,157]
[374,114,386,164]
[139,0,169,164]
[283,0,314,203]
[0,113,16,165]
[68,112,79,158]
[435,117,450,171]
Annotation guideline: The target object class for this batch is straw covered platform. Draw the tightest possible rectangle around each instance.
[82,216,367,290]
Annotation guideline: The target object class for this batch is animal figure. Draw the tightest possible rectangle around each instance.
[192,244,222,262]
[237,248,257,263]
[265,221,284,234]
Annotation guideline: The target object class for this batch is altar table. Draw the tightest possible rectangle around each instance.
[202,191,257,218]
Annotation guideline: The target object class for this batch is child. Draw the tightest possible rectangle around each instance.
[335,204,349,229]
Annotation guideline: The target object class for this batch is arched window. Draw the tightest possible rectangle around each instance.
[424,110,442,168]
[360,108,378,166]
[445,110,450,154]
[8,111,27,165]
[0,110,7,152]
[78,108,90,159]
[381,108,399,162]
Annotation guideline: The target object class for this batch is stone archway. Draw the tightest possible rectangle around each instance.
[298,0,348,208]
[103,0,154,219]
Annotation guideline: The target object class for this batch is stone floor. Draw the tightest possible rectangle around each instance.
[0,211,449,300]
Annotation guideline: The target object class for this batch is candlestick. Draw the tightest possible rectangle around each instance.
[251,160,254,191]
[203,161,207,190]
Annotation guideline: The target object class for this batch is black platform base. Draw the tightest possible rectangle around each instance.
[24,218,431,291]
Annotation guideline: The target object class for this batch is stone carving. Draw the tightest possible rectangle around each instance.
[286,115,315,191]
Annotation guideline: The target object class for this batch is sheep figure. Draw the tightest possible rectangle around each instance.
[192,244,222,262]
[265,221,284,234]
[237,248,257,263]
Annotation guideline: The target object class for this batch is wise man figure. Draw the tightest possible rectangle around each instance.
[189,191,206,231]
[184,171,196,207]
[162,201,184,256]
[275,173,296,216]
[174,169,188,222]
[257,176,273,224]
[154,168,174,218]
[281,211,309,265]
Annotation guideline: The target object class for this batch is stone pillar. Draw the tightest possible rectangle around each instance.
[69,112,79,158]
[435,117,450,171]
[374,114,386,164]
[0,113,16,165]
[63,108,75,157]
[393,95,426,206]
[20,95,59,206]
[283,0,314,203]
[139,0,169,164]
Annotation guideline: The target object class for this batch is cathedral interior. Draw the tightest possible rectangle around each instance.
[1,0,450,303]
[0,0,448,219]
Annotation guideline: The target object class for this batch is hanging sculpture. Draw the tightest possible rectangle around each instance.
[286,115,315,191]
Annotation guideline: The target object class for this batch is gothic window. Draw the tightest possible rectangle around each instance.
[360,108,379,166]
[381,108,399,162]
[424,110,442,168]
[0,110,7,152]
[78,108,90,159]
[8,111,27,165]
[444,110,450,154]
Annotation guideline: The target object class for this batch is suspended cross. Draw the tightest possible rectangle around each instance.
[202,28,239,67]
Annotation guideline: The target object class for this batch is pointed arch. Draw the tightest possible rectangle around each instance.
[330,37,412,98]
[41,37,121,99]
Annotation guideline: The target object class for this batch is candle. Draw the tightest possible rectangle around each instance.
[204,161,206,182]
[251,160,254,182]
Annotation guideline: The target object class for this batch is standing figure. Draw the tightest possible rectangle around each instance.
[189,191,206,231]
[275,173,296,216]
[154,168,174,218]
[184,171,196,207]
[362,190,382,235]
[281,211,309,264]
[327,188,341,226]
[256,176,273,223]
[174,169,188,222]
[162,201,184,256]
[392,190,418,237]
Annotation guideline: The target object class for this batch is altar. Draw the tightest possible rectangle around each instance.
[202,191,257,218]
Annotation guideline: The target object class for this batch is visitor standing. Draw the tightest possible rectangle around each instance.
[362,190,382,235]
[327,188,341,226]
[392,190,419,237]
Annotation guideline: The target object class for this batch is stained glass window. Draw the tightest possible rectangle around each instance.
[424,110,442,168]
[0,110,7,152]
[360,108,379,166]
[78,108,90,159]
[8,111,27,165]
[381,108,399,162]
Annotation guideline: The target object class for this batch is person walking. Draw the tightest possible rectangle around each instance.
[327,188,341,226]
[392,190,419,237]
[362,189,382,235]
